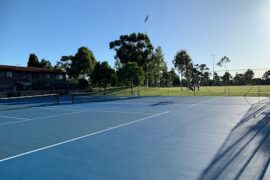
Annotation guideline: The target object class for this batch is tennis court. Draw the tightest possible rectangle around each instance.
[0,95,270,179]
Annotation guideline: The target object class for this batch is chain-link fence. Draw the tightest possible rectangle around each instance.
[104,68,270,97]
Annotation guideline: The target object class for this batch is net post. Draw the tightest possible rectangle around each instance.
[56,94,60,105]
[71,94,74,104]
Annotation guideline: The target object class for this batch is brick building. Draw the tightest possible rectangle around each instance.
[0,65,66,92]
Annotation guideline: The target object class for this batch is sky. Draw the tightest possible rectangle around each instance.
[0,0,270,75]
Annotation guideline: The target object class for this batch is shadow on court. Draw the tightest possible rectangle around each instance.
[199,102,270,180]
[150,101,174,106]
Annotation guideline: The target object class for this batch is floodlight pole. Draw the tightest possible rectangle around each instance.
[144,15,149,87]
[145,22,147,35]
[144,15,149,35]
[210,54,216,80]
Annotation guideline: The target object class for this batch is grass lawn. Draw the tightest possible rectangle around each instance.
[102,85,270,97]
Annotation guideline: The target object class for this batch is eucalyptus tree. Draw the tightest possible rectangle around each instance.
[117,62,144,95]
[27,53,40,67]
[148,46,167,87]
[217,56,231,70]
[217,56,231,92]
[109,33,154,87]
[244,69,254,85]
[58,47,96,79]
[173,50,193,91]
[91,61,115,94]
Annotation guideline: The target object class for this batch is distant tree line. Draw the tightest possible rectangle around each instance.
[213,69,270,86]
[26,32,270,92]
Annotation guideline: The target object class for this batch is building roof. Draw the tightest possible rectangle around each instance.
[0,65,65,74]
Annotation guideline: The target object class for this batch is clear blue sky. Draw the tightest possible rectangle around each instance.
[1,0,270,73]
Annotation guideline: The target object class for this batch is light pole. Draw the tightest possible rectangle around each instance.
[210,54,216,80]
[144,15,149,35]
[144,15,149,87]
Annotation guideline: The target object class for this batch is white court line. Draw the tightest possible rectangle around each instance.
[0,97,215,126]
[188,97,218,107]
[0,110,88,126]
[0,115,30,121]
[35,106,76,111]
[0,108,155,126]
[69,109,153,115]
[0,111,170,163]
[39,106,154,115]
[39,106,153,114]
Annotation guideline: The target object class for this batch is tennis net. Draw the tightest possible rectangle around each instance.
[71,93,134,104]
[0,94,59,111]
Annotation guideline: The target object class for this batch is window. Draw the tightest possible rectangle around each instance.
[0,71,6,78]
[46,74,51,79]
[7,71,12,78]
[32,73,39,79]
[21,73,28,79]
[56,74,64,80]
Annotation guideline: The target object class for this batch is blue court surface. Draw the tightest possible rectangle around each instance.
[0,96,270,180]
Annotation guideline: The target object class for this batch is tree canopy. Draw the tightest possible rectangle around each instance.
[173,50,193,90]
[27,54,53,69]
[59,47,96,79]
[148,46,167,86]
[217,56,231,69]
[117,62,144,95]
[91,61,116,93]
[27,54,40,67]
[263,70,270,80]
[109,33,154,68]
[213,72,221,85]
[23,40,270,91]
[222,71,232,83]
[198,64,211,86]
[39,59,53,69]
[244,69,254,85]
[168,68,180,87]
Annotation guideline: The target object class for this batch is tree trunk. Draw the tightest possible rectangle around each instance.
[225,65,227,94]
[180,73,183,91]
[130,81,134,95]
[146,70,149,88]
[103,80,107,95]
